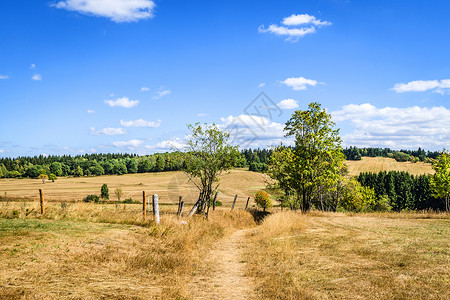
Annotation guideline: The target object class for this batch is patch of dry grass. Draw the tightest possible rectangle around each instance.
[246,211,449,299]
[345,156,434,176]
[0,201,255,299]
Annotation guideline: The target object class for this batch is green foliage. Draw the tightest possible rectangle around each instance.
[183,123,241,213]
[339,178,376,212]
[73,166,83,177]
[83,194,99,203]
[49,162,63,176]
[254,190,272,211]
[122,198,134,204]
[48,173,57,182]
[269,102,345,212]
[373,195,392,212]
[358,171,441,211]
[100,184,109,200]
[430,150,450,211]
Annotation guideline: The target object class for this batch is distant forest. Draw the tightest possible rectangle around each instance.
[0,147,440,179]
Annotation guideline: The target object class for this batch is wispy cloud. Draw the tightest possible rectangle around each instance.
[332,103,450,149]
[141,86,150,91]
[32,74,42,81]
[277,99,299,109]
[197,113,208,117]
[0,75,8,79]
[259,13,331,42]
[112,139,144,148]
[105,97,139,108]
[90,127,127,135]
[392,79,450,94]
[258,82,266,88]
[153,89,171,99]
[52,0,156,23]
[120,119,160,127]
[281,76,319,90]
[87,109,95,114]
[30,64,36,69]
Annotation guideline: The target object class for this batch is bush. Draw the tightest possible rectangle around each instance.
[123,198,134,204]
[84,194,99,203]
[101,184,109,200]
[255,190,272,211]
[215,200,223,207]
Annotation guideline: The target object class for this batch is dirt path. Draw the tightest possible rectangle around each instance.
[189,228,255,299]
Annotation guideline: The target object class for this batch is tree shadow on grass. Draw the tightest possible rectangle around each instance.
[247,208,271,224]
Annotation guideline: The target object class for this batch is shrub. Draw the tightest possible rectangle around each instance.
[255,190,272,211]
[101,184,109,200]
[84,194,99,203]
[215,200,223,207]
[123,198,134,204]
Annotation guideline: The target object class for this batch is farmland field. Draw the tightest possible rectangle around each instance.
[0,169,270,207]
[345,156,434,176]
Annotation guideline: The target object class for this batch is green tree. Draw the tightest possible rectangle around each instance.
[50,162,63,176]
[269,102,345,212]
[430,150,450,211]
[254,190,272,212]
[101,184,109,200]
[183,123,240,214]
[48,173,57,182]
[73,165,84,177]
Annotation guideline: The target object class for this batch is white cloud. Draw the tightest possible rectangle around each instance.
[0,75,9,79]
[282,13,331,27]
[52,0,156,23]
[120,119,160,127]
[282,76,319,90]
[105,97,139,108]
[141,86,150,91]
[332,103,450,149]
[219,114,290,148]
[392,79,450,93]
[32,74,42,81]
[0,149,4,153]
[197,113,208,117]
[277,99,299,109]
[30,64,36,69]
[258,82,266,88]
[112,139,144,148]
[153,89,171,99]
[90,127,127,135]
[259,13,331,42]
[145,138,187,152]
[87,109,95,114]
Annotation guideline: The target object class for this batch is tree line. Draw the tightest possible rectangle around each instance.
[343,146,440,162]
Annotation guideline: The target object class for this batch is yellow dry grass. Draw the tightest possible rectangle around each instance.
[246,211,449,299]
[0,201,255,299]
[0,169,270,208]
[345,156,434,176]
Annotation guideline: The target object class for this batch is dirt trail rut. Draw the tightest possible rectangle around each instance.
[189,228,255,299]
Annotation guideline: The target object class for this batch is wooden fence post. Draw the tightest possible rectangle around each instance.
[231,194,238,211]
[39,189,45,215]
[245,197,250,211]
[212,192,218,211]
[177,196,182,215]
[152,194,160,224]
[178,201,184,217]
[143,191,147,221]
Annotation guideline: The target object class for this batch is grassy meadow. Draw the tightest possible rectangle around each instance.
[0,158,448,299]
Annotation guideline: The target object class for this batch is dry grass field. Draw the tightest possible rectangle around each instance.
[345,156,434,176]
[246,211,449,299]
[0,202,255,299]
[0,169,270,207]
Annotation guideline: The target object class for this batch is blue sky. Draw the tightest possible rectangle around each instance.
[1,0,449,158]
